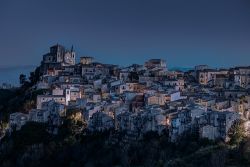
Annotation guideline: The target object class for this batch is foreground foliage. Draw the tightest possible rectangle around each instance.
[0,122,250,167]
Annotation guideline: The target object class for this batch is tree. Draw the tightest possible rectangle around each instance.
[23,100,35,111]
[29,72,36,84]
[29,67,41,85]
[241,139,250,164]
[228,119,246,146]
[12,122,49,147]
[19,74,26,85]
[128,71,139,82]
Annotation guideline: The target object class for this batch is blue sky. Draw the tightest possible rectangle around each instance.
[0,0,250,68]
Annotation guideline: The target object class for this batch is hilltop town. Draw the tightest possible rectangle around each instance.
[4,44,250,142]
[1,44,250,166]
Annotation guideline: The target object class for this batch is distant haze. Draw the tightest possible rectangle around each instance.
[0,66,36,86]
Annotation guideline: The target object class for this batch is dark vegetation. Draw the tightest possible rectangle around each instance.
[0,67,44,122]
[0,120,250,167]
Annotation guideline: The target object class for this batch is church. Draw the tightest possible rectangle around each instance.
[40,44,76,75]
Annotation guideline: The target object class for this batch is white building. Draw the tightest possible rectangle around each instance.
[37,95,66,109]
[9,112,29,130]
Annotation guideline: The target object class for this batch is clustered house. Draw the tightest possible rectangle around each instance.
[8,44,250,142]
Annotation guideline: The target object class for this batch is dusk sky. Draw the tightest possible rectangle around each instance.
[0,0,250,68]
